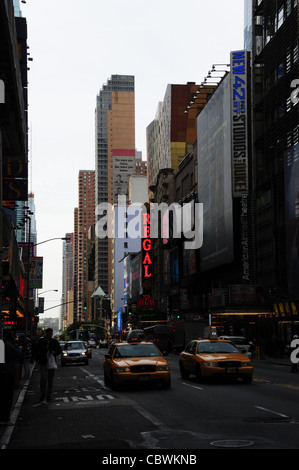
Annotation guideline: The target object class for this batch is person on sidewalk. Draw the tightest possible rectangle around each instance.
[35,328,62,403]
[21,337,33,380]
[0,331,21,423]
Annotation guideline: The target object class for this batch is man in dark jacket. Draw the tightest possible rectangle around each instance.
[35,328,62,403]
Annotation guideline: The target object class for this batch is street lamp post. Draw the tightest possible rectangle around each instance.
[25,211,33,337]
[34,237,70,247]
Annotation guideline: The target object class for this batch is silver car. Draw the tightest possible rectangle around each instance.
[61,341,89,366]
[218,336,252,358]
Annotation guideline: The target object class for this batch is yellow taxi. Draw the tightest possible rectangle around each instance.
[103,339,171,389]
[179,338,253,383]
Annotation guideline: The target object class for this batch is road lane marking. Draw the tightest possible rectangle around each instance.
[183,382,204,390]
[81,368,110,390]
[254,377,299,390]
[133,404,169,431]
[253,378,271,383]
[255,406,289,418]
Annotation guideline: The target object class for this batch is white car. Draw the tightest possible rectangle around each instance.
[61,341,89,366]
[218,336,252,358]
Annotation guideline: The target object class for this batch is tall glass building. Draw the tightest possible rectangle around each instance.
[244,0,253,50]
[94,75,135,296]
[13,0,22,17]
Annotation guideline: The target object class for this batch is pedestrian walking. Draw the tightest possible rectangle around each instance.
[35,328,62,403]
[21,337,33,379]
[0,331,21,423]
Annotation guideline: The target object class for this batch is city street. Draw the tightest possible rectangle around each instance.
[4,348,299,451]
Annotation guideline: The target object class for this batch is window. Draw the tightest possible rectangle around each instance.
[294,44,299,63]
[286,48,291,73]
[277,6,284,30]
[277,63,284,81]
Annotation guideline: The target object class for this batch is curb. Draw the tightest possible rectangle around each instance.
[0,364,35,450]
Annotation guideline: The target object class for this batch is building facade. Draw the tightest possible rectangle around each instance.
[61,233,74,329]
[146,83,214,188]
[250,0,299,341]
[76,170,95,322]
[94,75,135,297]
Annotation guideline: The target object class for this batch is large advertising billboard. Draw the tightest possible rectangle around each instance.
[29,257,43,289]
[197,74,234,271]
[112,149,135,203]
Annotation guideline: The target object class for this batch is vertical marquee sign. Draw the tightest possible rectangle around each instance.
[142,203,152,292]
[230,50,248,197]
[231,50,251,281]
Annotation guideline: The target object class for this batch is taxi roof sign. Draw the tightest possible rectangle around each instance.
[203,326,218,339]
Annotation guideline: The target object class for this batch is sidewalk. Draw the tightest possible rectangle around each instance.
[0,355,293,449]
[0,363,35,449]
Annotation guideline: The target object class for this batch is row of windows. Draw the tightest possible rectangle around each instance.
[265,43,298,91]
[265,0,298,45]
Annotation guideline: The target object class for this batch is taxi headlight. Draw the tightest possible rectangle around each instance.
[156,365,169,371]
[115,367,130,373]
[204,361,218,367]
[81,351,87,356]
[62,353,68,357]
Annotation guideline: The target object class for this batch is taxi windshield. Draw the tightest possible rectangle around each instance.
[197,341,239,354]
[114,343,162,358]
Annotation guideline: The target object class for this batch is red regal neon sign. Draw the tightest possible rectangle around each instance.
[138,294,155,306]
[142,211,152,280]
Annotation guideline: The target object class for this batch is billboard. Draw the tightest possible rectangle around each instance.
[197,74,234,271]
[29,257,43,289]
[230,50,249,197]
[112,149,135,203]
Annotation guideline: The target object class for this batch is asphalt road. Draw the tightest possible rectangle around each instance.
[5,348,299,453]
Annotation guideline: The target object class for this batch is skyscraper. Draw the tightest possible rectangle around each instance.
[94,75,135,296]
[76,171,95,322]
[61,233,74,328]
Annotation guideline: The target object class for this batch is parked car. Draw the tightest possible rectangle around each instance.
[88,339,96,348]
[99,340,108,348]
[61,341,89,366]
[179,338,253,384]
[218,336,252,357]
[104,339,171,389]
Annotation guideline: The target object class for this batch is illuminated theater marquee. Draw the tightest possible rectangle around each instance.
[142,210,152,281]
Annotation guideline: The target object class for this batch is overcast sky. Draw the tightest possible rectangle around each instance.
[22,0,245,319]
